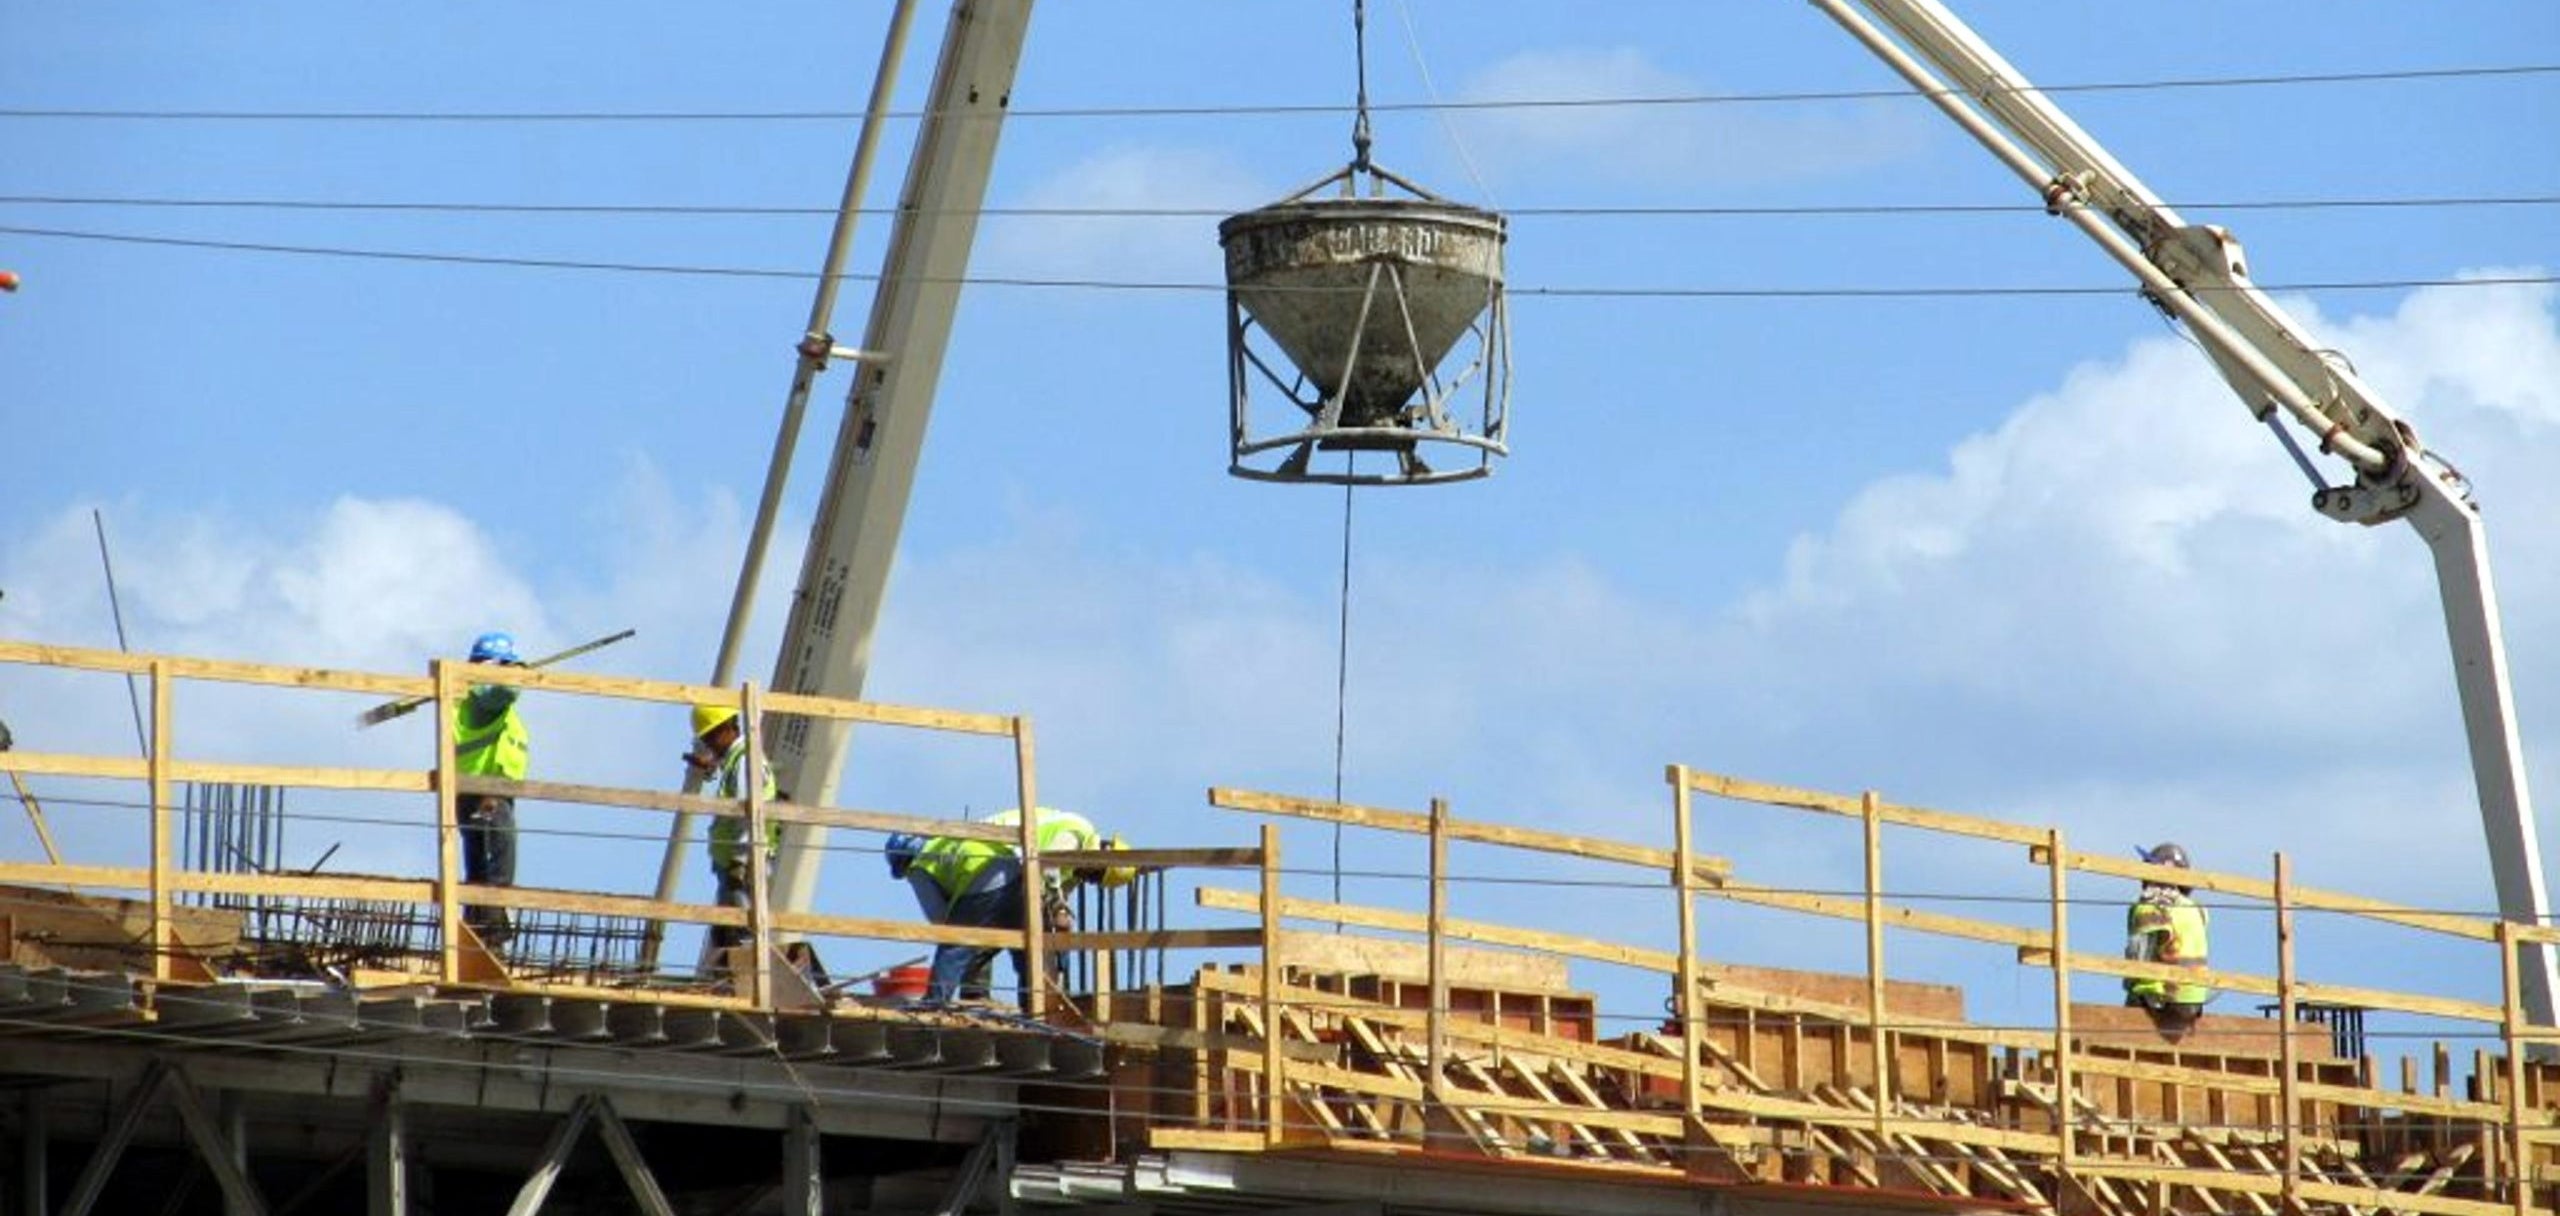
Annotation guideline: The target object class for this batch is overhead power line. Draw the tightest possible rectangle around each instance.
[0,63,2551,123]
[5,222,2553,299]
[2,193,2555,220]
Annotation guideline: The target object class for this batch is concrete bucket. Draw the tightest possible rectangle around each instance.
[1220,194,1510,485]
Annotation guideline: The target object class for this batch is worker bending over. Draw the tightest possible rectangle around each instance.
[2123,840,2212,1039]
[889,807,1133,1006]
[688,703,779,961]
[454,631,528,950]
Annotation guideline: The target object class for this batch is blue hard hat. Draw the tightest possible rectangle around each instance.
[468,632,521,665]
[885,833,924,879]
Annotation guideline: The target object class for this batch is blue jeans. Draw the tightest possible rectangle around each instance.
[927,880,1028,1005]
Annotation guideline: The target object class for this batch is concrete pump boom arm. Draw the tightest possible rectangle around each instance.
[1812,0,2559,1030]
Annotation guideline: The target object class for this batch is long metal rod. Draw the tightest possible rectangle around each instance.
[92,509,149,758]
[639,0,923,970]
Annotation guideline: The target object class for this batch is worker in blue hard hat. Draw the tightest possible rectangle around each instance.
[688,702,778,961]
[454,631,528,950]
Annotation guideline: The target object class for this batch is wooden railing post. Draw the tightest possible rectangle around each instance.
[2275,852,2302,1213]
[1670,765,1705,1157]
[1013,716,1045,1019]
[147,659,173,983]
[2500,922,2531,1216]
[433,660,462,984]
[1428,798,1451,1107]
[1259,823,1283,1147]
[1863,790,1890,1149]
[2046,828,2074,1182]
[742,683,774,1008]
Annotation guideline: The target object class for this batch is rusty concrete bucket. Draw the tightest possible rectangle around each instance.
[1220,187,1510,486]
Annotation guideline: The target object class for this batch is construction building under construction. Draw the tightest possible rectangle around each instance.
[0,640,2553,1214]
[7,1,2557,1214]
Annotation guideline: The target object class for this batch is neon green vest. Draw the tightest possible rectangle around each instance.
[911,807,1098,898]
[706,740,780,871]
[2125,892,2210,1005]
[452,699,529,780]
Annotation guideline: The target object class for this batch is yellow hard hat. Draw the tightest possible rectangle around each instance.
[691,703,740,739]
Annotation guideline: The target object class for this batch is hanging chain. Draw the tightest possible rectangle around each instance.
[1350,0,1374,175]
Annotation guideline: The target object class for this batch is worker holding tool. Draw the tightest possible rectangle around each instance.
[454,631,530,950]
[689,703,779,963]
[898,808,1134,1007]
[2124,841,2212,1038]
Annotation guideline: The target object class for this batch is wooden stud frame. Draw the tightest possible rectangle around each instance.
[434,659,463,985]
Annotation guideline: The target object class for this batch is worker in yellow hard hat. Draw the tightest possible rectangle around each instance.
[687,702,778,960]
[901,806,1132,1006]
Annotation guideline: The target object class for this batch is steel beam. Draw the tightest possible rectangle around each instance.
[0,1038,1004,1142]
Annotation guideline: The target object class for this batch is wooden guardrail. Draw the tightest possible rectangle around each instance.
[1675,764,2559,1213]
[1196,773,2556,1212]
[0,640,1068,1014]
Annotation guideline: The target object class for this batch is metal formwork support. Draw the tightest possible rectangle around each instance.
[60,1064,168,1216]
[505,1095,672,1216]
[588,1098,675,1216]
[163,1071,268,1216]
[505,1096,594,1216]
[367,1082,407,1216]
[19,1090,46,1216]
[932,1122,1017,1216]
[781,1105,821,1216]
[215,1089,252,1216]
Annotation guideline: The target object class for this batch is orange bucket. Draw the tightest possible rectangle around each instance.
[872,965,932,1000]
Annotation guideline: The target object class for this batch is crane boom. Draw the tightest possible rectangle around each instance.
[1814,0,2559,1028]
[762,0,1037,916]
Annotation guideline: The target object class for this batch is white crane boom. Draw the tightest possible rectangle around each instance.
[1814,0,2559,1028]
[761,0,1036,916]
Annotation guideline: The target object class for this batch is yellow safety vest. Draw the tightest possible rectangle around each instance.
[2125,891,2211,1006]
[452,696,529,781]
[911,807,1100,899]
[706,739,780,871]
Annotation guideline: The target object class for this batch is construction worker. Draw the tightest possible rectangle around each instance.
[687,703,778,960]
[2124,840,2211,1037]
[900,808,1134,1006]
[454,631,529,949]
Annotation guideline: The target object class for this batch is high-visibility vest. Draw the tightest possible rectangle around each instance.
[452,694,529,781]
[705,739,780,871]
[2124,890,2211,1006]
[911,807,1100,900]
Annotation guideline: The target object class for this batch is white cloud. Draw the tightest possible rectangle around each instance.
[1451,47,1931,188]
[979,145,1271,282]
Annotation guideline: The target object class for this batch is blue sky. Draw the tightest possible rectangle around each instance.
[3,3,2557,1033]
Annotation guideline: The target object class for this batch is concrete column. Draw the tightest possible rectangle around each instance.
[366,1087,406,1216]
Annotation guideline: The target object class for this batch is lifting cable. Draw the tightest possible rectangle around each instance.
[1326,0,1377,910]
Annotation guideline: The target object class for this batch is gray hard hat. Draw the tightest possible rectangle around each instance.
[2138,841,2190,869]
